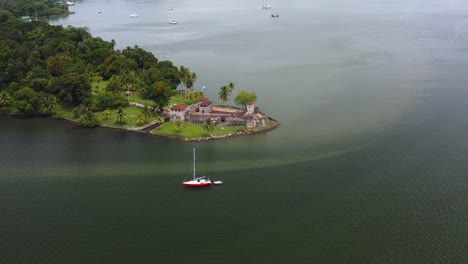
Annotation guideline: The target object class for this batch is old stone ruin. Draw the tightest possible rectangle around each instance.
[169,98,268,128]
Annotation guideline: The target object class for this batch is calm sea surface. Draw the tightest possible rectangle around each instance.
[2,0,468,263]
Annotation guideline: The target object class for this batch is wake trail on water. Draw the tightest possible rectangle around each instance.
[1,145,367,179]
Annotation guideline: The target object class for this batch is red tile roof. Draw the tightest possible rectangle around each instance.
[171,103,187,111]
[199,100,212,107]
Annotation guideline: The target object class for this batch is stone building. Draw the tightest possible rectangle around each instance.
[169,98,268,128]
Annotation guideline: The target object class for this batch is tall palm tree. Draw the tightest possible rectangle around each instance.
[108,75,121,93]
[115,107,126,124]
[174,120,184,132]
[142,103,151,119]
[0,91,13,108]
[218,86,229,103]
[179,66,197,92]
[227,82,235,93]
[202,118,215,135]
[179,66,190,90]
[118,70,135,92]
[187,72,197,91]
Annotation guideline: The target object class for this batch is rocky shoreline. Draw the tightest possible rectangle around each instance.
[1,113,279,142]
[149,117,280,142]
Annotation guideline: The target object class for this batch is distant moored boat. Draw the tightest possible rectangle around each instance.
[262,0,271,9]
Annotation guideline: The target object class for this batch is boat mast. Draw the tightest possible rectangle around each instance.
[193,147,196,180]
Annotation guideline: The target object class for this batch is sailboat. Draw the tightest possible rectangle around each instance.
[271,9,279,17]
[169,8,178,24]
[262,0,272,9]
[183,148,212,187]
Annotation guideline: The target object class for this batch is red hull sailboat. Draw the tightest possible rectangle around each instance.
[183,148,212,187]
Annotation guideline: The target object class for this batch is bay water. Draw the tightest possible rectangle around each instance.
[1,0,468,263]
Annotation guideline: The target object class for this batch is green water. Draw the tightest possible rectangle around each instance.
[2,0,468,263]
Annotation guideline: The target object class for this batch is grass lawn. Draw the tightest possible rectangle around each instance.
[90,81,153,105]
[56,85,173,129]
[152,122,246,139]
[58,105,160,129]
[168,94,185,106]
[126,92,154,105]
[213,104,237,109]
[97,106,161,129]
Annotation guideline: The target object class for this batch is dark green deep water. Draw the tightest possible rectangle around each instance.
[2,0,468,263]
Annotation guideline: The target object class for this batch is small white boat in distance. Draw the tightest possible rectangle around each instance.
[169,8,177,24]
[183,148,212,187]
[168,7,173,10]
[262,0,271,9]
[66,1,75,6]
[213,181,223,185]
[129,14,139,18]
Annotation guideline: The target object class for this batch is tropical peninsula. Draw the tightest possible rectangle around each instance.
[0,3,278,141]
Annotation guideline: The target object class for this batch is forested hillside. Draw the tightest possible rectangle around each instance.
[0,0,69,17]
[0,7,199,127]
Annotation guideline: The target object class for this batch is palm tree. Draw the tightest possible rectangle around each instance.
[118,70,137,92]
[39,94,58,114]
[115,107,126,124]
[154,115,165,124]
[179,66,190,90]
[202,118,215,135]
[135,112,146,125]
[227,82,235,93]
[142,103,151,119]
[133,77,146,93]
[107,75,122,93]
[218,82,235,104]
[179,66,197,92]
[187,72,197,91]
[0,91,13,108]
[174,120,184,132]
[102,108,111,120]
[218,86,229,103]
[79,110,100,127]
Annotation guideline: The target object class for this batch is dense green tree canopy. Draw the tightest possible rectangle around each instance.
[94,91,128,111]
[0,0,69,18]
[234,90,257,109]
[147,81,173,112]
[13,87,39,114]
[47,73,91,105]
[0,6,188,116]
